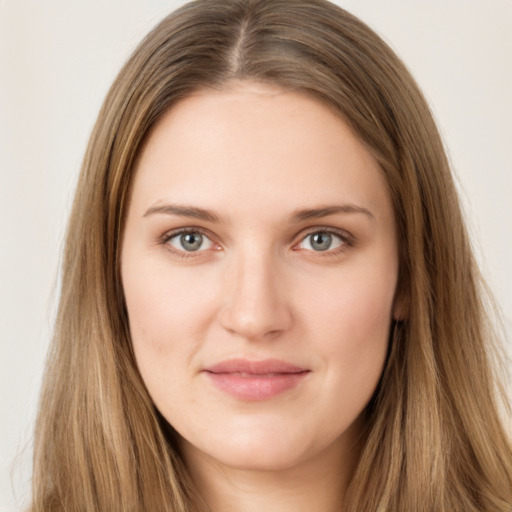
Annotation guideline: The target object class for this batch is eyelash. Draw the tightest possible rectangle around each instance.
[160,226,354,259]
[296,227,354,256]
[160,227,218,259]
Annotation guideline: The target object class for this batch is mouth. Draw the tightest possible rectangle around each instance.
[202,358,310,401]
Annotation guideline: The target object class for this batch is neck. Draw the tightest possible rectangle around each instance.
[182,429,361,512]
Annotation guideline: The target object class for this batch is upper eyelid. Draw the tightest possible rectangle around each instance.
[161,226,216,242]
[297,226,353,242]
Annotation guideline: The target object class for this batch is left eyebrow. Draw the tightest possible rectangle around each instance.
[291,205,375,223]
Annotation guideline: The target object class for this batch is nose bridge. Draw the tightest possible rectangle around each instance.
[220,243,291,340]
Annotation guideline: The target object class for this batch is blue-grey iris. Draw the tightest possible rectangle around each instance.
[310,232,332,251]
[180,232,203,251]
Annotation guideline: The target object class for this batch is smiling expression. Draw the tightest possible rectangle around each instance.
[121,81,400,473]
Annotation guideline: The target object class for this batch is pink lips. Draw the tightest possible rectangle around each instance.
[203,358,310,401]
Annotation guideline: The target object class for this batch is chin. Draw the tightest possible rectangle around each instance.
[208,444,309,472]
[179,421,331,474]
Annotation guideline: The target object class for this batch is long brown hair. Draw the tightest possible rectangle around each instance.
[31,1,512,510]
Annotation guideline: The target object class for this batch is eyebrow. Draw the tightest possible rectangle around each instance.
[291,205,375,222]
[143,203,374,223]
[143,204,220,222]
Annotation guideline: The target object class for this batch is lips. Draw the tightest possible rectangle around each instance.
[202,358,310,401]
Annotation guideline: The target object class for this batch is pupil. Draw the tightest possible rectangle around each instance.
[181,232,202,251]
[311,232,332,251]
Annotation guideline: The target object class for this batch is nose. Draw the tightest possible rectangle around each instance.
[218,251,293,341]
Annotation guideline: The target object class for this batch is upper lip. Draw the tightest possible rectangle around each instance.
[203,358,309,375]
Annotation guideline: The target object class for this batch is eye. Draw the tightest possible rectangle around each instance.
[298,231,346,252]
[166,231,214,252]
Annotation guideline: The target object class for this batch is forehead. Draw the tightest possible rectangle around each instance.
[131,82,392,222]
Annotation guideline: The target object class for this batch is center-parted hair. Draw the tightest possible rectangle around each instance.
[31,1,512,511]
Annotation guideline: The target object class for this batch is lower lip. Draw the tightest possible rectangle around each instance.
[204,371,309,401]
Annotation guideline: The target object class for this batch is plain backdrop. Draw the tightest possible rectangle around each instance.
[1,1,511,510]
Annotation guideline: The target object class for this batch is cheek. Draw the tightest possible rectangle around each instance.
[121,258,222,407]
[121,264,214,418]
[303,260,396,341]
[302,264,396,401]
[123,259,218,345]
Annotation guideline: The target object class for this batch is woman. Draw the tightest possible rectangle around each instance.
[30,0,512,511]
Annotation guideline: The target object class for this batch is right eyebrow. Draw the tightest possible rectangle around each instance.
[143,204,220,223]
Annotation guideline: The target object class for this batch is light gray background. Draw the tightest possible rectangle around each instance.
[1,1,511,510]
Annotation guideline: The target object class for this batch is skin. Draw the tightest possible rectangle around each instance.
[121,81,401,512]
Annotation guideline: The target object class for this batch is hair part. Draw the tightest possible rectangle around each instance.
[31,1,512,511]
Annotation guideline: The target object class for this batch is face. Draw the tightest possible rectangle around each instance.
[121,82,400,475]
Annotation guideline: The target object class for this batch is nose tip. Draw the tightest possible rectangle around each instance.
[223,310,284,341]
[218,258,292,341]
